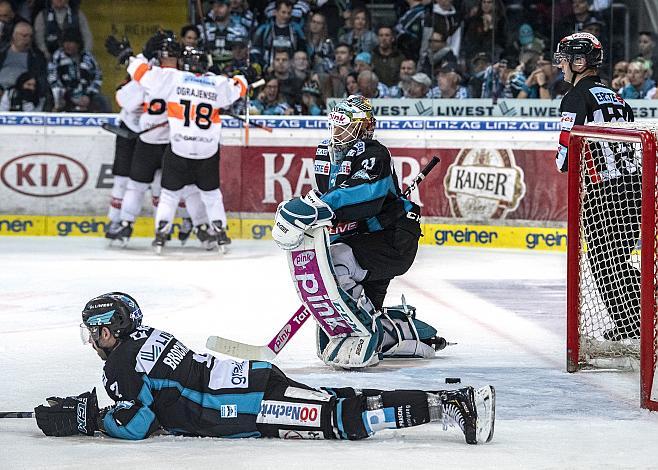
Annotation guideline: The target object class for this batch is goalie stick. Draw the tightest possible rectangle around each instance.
[206,156,441,359]
[0,411,34,418]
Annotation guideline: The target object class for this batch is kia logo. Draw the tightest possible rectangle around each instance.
[1,153,88,197]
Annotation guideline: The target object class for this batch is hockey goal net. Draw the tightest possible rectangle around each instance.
[566,122,658,411]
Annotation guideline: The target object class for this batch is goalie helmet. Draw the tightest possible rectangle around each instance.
[328,95,376,155]
[81,292,143,344]
[553,32,603,68]
[143,30,182,61]
[180,46,209,74]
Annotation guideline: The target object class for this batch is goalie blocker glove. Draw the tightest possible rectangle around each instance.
[272,190,334,250]
[34,388,102,437]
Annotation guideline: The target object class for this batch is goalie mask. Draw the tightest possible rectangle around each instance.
[553,32,602,82]
[328,95,376,161]
[81,292,143,349]
[180,46,209,74]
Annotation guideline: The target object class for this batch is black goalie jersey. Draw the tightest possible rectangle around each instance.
[556,75,636,180]
[101,326,272,439]
[314,138,420,241]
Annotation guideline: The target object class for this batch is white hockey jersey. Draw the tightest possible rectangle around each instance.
[115,80,143,133]
[127,57,247,159]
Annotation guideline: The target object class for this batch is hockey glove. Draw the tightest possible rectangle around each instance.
[272,190,335,250]
[105,35,133,65]
[35,388,100,437]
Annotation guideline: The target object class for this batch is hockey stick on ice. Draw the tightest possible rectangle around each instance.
[206,156,441,360]
[206,305,309,360]
[0,411,34,418]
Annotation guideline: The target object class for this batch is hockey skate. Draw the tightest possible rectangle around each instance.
[105,220,133,247]
[211,220,231,254]
[194,224,218,251]
[152,221,169,255]
[178,217,193,245]
[437,386,495,444]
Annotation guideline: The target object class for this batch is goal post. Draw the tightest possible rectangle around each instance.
[566,122,658,411]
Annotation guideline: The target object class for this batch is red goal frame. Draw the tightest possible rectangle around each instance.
[566,124,658,411]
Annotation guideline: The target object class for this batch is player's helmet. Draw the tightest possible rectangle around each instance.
[80,292,143,344]
[143,30,182,61]
[180,46,209,74]
[328,95,376,152]
[553,32,603,68]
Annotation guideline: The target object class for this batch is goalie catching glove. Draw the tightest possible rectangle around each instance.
[34,388,102,437]
[272,190,334,250]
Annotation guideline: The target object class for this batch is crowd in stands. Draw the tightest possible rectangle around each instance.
[0,0,657,114]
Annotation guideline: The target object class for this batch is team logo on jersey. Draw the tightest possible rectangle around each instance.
[257,400,321,427]
[444,148,526,220]
[220,404,237,418]
[352,169,372,181]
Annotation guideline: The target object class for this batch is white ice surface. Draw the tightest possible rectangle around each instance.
[1,237,658,469]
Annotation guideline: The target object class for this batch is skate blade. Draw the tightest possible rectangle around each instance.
[474,386,495,444]
[219,245,228,254]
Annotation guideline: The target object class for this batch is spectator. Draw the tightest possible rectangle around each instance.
[519,53,565,99]
[338,6,377,54]
[581,16,604,39]
[461,0,506,62]
[250,77,294,115]
[619,59,657,99]
[299,79,323,115]
[507,47,540,97]
[291,49,310,82]
[390,58,416,97]
[556,0,601,41]
[344,70,359,96]
[357,70,389,98]
[0,0,28,48]
[636,31,658,83]
[202,0,248,73]
[270,48,303,108]
[326,42,354,98]
[371,25,404,87]
[47,27,105,112]
[610,60,629,91]
[264,0,310,25]
[253,0,307,67]
[180,24,199,48]
[505,23,545,61]
[0,21,49,99]
[467,52,490,98]
[33,0,93,60]
[403,72,431,98]
[229,0,254,32]
[480,58,514,99]
[0,70,48,110]
[418,30,457,77]
[428,63,469,98]
[354,51,372,74]
[395,0,426,61]
[420,0,463,62]
[305,12,334,74]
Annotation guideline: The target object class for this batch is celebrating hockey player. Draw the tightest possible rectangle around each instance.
[554,33,641,340]
[33,293,495,444]
[272,95,444,369]
[126,45,245,252]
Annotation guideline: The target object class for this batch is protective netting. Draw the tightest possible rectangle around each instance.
[574,122,657,372]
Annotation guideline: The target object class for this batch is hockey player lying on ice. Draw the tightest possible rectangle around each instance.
[272,95,445,369]
[34,293,495,444]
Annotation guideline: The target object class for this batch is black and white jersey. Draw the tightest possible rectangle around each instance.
[314,139,420,241]
[556,75,637,181]
[101,326,272,439]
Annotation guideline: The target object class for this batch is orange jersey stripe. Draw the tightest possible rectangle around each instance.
[167,102,185,119]
[232,77,247,98]
[133,63,149,82]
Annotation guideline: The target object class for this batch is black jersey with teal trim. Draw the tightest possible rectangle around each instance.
[314,139,420,240]
[101,326,272,440]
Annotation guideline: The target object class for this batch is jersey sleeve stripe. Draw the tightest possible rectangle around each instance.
[132,63,149,83]
[232,77,248,98]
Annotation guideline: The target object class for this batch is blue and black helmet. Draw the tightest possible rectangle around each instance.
[81,292,143,341]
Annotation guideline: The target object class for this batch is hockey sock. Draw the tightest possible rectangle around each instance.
[120,180,150,223]
[155,189,180,231]
[108,175,129,222]
[199,188,227,226]
[181,185,208,226]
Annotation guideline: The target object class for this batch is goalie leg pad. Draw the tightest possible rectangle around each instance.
[379,307,438,359]
[319,323,381,369]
